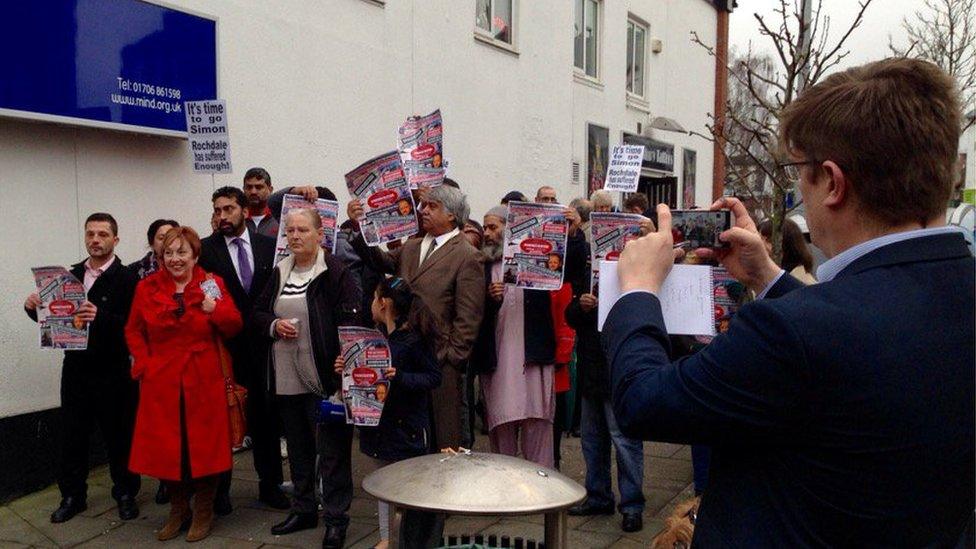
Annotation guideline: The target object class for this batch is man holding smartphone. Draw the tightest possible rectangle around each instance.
[604,58,974,546]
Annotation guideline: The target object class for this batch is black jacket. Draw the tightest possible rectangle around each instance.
[564,296,607,399]
[199,229,276,385]
[359,328,441,462]
[252,252,362,397]
[27,257,137,377]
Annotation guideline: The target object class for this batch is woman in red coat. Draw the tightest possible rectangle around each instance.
[124,226,242,543]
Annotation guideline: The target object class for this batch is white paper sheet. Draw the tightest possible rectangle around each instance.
[598,261,716,336]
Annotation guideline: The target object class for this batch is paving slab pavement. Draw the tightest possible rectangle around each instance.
[0,434,694,548]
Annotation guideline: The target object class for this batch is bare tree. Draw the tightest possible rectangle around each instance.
[692,0,873,263]
[890,0,975,131]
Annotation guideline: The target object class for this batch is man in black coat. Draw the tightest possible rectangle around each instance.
[23,213,140,523]
[198,186,289,512]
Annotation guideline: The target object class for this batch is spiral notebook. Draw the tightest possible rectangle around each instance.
[597,261,717,336]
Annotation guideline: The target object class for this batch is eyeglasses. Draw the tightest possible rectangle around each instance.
[778,159,821,181]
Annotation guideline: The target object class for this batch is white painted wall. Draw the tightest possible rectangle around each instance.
[0,0,720,418]
[572,0,717,206]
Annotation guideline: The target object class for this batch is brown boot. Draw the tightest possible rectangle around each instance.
[157,482,190,541]
[186,476,218,542]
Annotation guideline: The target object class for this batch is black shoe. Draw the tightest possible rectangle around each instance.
[117,494,140,520]
[621,511,643,533]
[568,499,615,516]
[214,491,233,516]
[322,525,347,549]
[155,481,170,504]
[259,483,291,510]
[50,496,87,523]
[271,512,318,535]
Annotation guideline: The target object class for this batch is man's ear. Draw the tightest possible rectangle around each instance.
[821,160,849,210]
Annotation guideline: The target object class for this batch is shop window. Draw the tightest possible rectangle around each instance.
[626,18,647,98]
[476,0,515,46]
[574,0,600,79]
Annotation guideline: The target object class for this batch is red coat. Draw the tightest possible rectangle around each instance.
[550,282,576,394]
[124,266,242,481]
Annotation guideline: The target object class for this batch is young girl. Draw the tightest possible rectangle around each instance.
[334,276,441,549]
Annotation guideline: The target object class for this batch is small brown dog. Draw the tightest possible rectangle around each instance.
[650,496,700,549]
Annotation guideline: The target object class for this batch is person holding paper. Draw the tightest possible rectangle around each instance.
[477,206,575,468]
[124,226,242,542]
[23,213,141,524]
[251,208,362,547]
[335,276,441,549]
[604,58,974,547]
[348,184,484,451]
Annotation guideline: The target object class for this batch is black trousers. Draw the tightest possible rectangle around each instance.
[277,394,322,515]
[58,362,140,501]
[318,407,354,527]
[218,361,283,499]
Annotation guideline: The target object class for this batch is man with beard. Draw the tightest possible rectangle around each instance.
[199,186,289,514]
[23,213,141,523]
[473,205,577,468]
[243,167,278,238]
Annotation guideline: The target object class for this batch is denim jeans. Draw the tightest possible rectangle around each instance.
[580,395,645,513]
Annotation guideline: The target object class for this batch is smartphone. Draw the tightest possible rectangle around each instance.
[666,209,733,249]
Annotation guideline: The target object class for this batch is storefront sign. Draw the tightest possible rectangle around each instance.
[624,134,674,173]
[0,0,217,137]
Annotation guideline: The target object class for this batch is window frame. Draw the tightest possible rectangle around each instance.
[474,0,519,54]
[626,15,649,100]
[573,0,602,83]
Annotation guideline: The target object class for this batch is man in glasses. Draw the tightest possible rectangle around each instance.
[605,58,974,546]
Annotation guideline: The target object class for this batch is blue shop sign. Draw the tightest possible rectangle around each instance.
[0,0,217,137]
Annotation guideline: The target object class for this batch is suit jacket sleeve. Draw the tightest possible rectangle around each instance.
[603,291,811,446]
[766,272,805,299]
[440,252,486,371]
[349,231,401,276]
[210,275,243,339]
[92,267,138,342]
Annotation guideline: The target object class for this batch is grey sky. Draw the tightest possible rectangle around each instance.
[730,0,917,69]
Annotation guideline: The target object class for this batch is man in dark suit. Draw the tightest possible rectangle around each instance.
[198,186,288,512]
[24,213,141,523]
[604,58,974,547]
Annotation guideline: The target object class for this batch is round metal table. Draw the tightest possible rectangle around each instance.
[363,452,586,548]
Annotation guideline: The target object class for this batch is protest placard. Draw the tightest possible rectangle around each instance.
[274,194,339,263]
[502,201,569,290]
[184,99,232,174]
[398,109,445,189]
[344,151,419,246]
[338,327,391,427]
[603,144,644,192]
[31,266,88,350]
[589,212,644,295]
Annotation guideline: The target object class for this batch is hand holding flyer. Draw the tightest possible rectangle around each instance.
[31,266,88,350]
[338,327,392,427]
[589,212,645,295]
[502,201,569,290]
[398,109,445,190]
[274,194,340,263]
[344,151,419,246]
